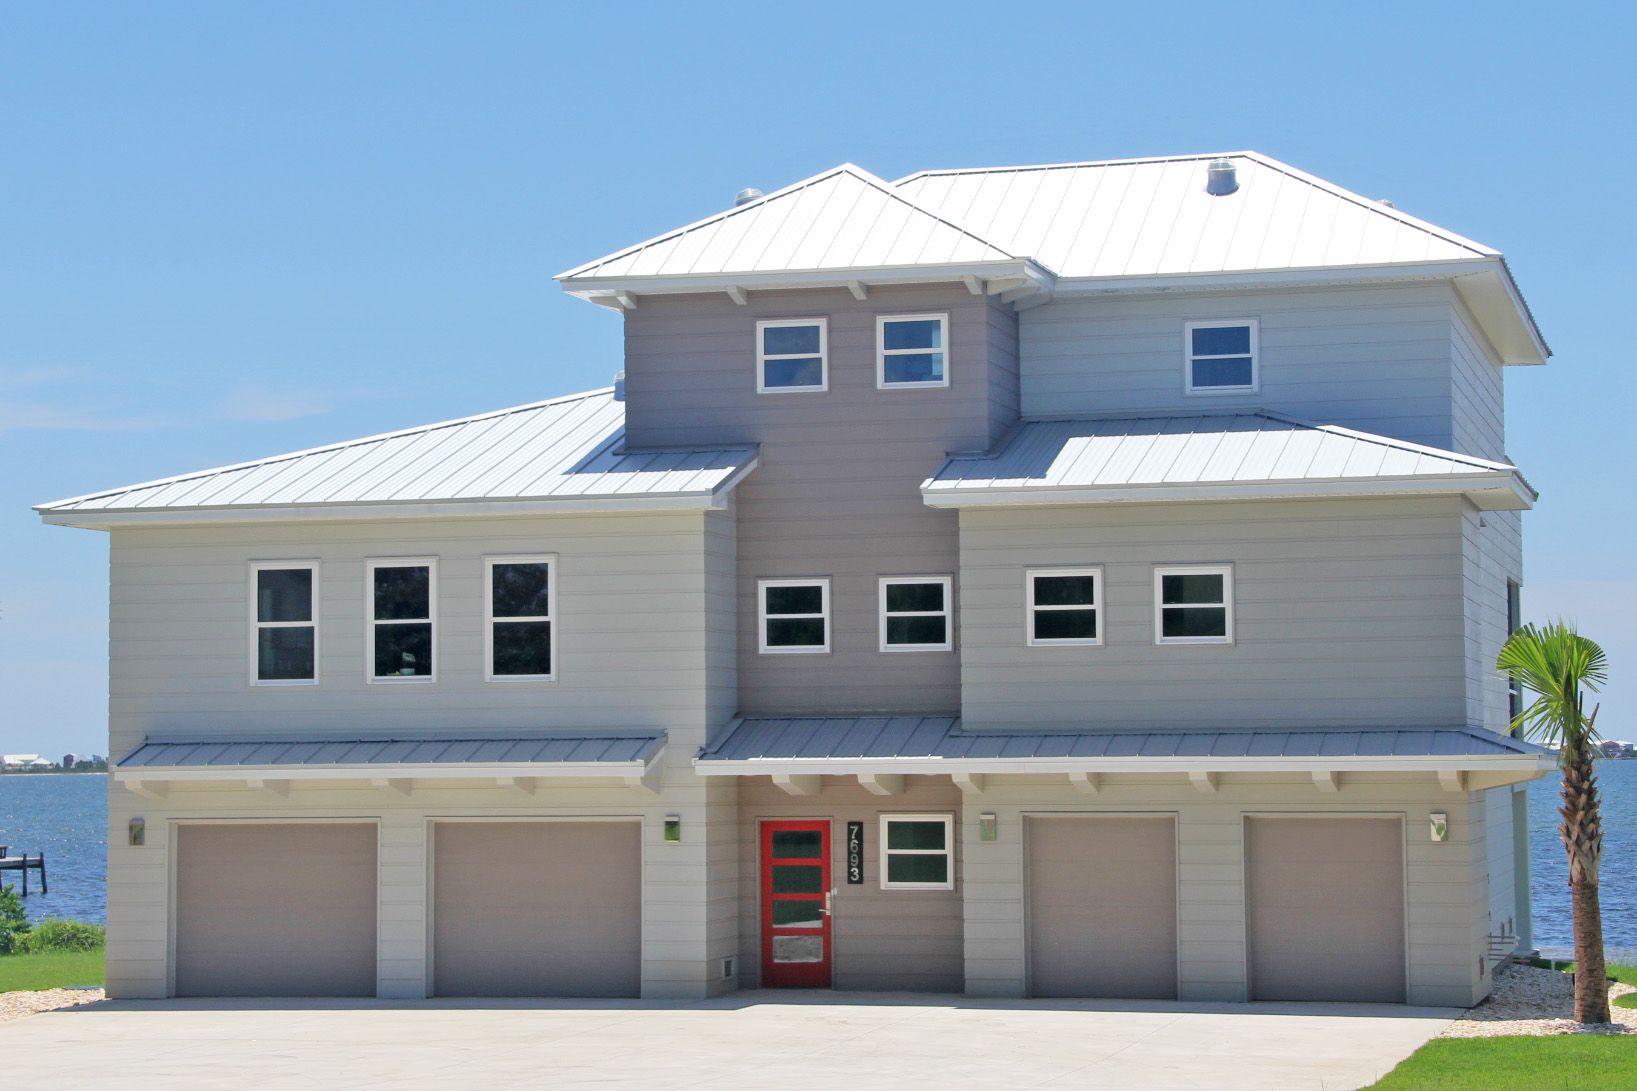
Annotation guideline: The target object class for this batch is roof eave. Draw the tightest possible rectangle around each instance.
[693,753,1554,779]
[558,260,1056,309]
[920,472,1535,511]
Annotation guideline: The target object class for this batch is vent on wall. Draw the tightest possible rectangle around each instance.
[722,956,735,979]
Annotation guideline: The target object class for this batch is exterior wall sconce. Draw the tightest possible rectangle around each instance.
[978,813,998,842]
[663,815,682,843]
[128,817,145,847]
[1430,812,1449,842]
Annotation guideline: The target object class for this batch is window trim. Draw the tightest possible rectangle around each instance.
[248,560,320,687]
[756,317,829,394]
[879,813,955,891]
[878,575,954,653]
[484,554,557,683]
[1153,564,1234,646]
[1183,318,1259,395]
[876,312,951,390]
[758,577,831,655]
[366,557,438,684]
[1025,566,1104,648]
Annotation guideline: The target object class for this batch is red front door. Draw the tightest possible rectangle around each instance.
[760,820,833,988]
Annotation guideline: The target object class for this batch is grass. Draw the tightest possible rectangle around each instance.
[1364,1036,1637,1090]
[0,948,104,993]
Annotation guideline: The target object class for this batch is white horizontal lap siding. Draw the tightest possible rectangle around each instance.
[1462,505,1522,735]
[959,497,1468,731]
[1020,284,1465,451]
[1449,299,1507,461]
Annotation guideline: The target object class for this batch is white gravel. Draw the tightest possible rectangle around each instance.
[1443,962,1636,1037]
[0,986,104,1023]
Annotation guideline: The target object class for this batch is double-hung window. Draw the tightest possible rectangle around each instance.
[1154,565,1233,645]
[759,578,830,653]
[250,562,317,684]
[879,576,953,652]
[877,313,948,388]
[1026,567,1102,646]
[486,556,555,681]
[757,318,827,393]
[368,558,436,681]
[879,814,954,890]
[1507,579,1524,720]
[1185,319,1258,394]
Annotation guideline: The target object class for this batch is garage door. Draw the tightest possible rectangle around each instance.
[1246,816,1406,1002]
[174,823,377,997]
[1027,816,1177,999]
[433,821,640,997]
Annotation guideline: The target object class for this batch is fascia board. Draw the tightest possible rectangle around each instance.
[692,754,1554,777]
[921,473,1534,511]
[116,761,654,782]
[560,260,1055,300]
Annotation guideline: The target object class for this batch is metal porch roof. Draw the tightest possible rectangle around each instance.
[119,732,666,770]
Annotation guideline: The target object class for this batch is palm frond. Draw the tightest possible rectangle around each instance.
[1497,621,1608,748]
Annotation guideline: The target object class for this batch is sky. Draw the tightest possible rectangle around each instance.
[2,2,1634,756]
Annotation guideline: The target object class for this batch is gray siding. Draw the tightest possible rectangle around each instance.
[622,286,1020,716]
[1450,299,1507,460]
[958,497,1470,731]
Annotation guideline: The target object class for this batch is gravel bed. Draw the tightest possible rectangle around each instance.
[1443,963,1637,1037]
[0,987,105,1023]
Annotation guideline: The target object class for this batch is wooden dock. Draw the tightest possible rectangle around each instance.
[0,847,47,896]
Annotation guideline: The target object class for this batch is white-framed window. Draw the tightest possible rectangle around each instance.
[879,814,954,891]
[1026,567,1103,647]
[878,576,953,652]
[485,555,555,682]
[758,578,830,654]
[249,561,318,685]
[1184,319,1258,394]
[1154,564,1233,645]
[757,318,828,393]
[877,313,949,389]
[367,558,436,682]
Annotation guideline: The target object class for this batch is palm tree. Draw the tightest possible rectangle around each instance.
[1497,621,1610,1024]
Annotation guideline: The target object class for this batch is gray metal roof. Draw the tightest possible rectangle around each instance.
[698,716,1546,766]
[38,388,758,522]
[119,733,665,769]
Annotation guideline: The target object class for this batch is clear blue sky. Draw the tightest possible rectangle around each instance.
[3,2,1632,755]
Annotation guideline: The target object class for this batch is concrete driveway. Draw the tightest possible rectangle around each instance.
[2,992,1455,1090]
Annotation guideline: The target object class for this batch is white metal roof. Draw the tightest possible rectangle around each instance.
[923,412,1533,510]
[37,388,759,527]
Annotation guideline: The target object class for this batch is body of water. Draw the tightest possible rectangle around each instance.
[0,773,107,924]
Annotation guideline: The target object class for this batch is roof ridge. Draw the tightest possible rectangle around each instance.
[1257,410,1516,470]
[894,150,1250,184]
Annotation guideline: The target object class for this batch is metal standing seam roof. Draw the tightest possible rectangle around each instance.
[697,716,1547,766]
[37,388,758,519]
[118,733,666,769]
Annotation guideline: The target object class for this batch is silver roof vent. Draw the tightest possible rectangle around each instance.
[734,187,764,206]
[1205,158,1239,196]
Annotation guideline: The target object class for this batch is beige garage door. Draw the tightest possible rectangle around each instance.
[1246,816,1406,1002]
[433,821,641,997]
[1027,816,1177,999]
[174,823,377,997]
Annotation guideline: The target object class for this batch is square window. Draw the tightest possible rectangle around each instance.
[879,576,953,652]
[757,319,827,393]
[1185,320,1258,394]
[368,559,436,681]
[250,562,317,684]
[1154,565,1233,645]
[760,578,830,653]
[879,815,954,890]
[486,556,555,681]
[1026,568,1103,647]
[877,314,949,388]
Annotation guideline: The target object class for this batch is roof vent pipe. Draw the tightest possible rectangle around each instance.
[1205,158,1239,196]
[613,370,626,402]
[734,187,764,206]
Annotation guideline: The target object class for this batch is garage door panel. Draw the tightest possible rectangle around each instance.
[433,821,640,997]
[1028,817,1177,999]
[175,823,377,998]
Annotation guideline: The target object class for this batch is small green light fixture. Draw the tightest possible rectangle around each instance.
[663,815,682,843]
[128,817,146,847]
[978,813,998,842]
[1430,812,1449,843]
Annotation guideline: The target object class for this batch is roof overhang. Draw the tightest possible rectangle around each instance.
[922,471,1535,511]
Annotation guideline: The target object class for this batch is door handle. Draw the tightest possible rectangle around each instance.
[821,890,833,916]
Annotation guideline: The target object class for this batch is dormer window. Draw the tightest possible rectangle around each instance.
[877,314,949,389]
[1185,319,1258,394]
[757,318,828,393]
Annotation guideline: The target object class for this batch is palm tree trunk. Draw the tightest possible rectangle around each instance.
[1562,736,1610,1024]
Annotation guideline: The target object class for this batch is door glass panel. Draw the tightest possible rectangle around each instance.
[771,901,824,928]
[770,830,823,859]
[772,935,824,963]
[771,864,824,894]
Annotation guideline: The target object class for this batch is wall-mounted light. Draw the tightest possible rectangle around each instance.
[663,815,681,843]
[979,813,998,842]
[128,817,146,847]
[1430,813,1449,842]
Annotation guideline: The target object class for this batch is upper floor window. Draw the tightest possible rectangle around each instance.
[759,578,830,653]
[1026,567,1102,647]
[368,558,436,682]
[250,562,317,684]
[879,576,953,652]
[1185,319,1258,394]
[757,318,827,393]
[1154,564,1233,645]
[487,556,555,681]
[877,313,949,389]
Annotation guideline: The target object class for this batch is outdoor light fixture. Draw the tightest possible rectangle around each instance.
[1430,813,1449,842]
[663,815,681,843]
[128,817,145,847]
[979,813,998,842]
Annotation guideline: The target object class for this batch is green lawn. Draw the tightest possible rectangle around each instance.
[0,949,105,993]
[1365,1036,1637,1090]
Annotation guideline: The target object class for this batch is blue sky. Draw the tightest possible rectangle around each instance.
[3,3,1633,755]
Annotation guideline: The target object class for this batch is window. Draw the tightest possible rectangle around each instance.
[1507,579,1524,720]
[877,313,949,388]
[879,814,954,890]
[1026,567,1102,646]
[250,562,317,684]
[1185,319,1258,394]
[368,559,435,682]
[1154,564,1233,645]
[759,578,830,653]
[879,576,953,652]
[486,556,555,681]
[757,318,827,393]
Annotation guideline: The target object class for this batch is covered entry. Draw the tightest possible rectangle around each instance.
[1026,815,1178,999]
[174,822,378,997]
[1245,816,1407,1002]
[432,820,641,997]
